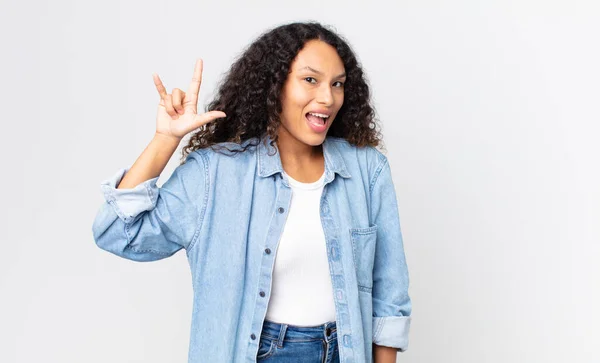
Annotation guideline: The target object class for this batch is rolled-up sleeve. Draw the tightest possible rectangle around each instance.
[92,152,208,262]
[100,168,160,223]
[370,156,412,351]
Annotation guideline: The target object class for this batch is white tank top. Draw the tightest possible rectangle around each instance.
[264,170,337,326]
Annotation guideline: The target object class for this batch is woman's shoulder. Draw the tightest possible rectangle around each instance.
[325,137,391,189]
[183,138,260,172]
[326,136,387,164]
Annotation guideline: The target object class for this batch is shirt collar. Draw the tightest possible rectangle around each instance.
[256,135,351,182]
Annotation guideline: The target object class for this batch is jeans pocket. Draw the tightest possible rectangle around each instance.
[349,225,378,292]
[257,337,276,360]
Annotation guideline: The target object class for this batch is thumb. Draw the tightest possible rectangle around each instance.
[192,111,227,129]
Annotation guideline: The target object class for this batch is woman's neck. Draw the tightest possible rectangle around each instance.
[276,131,325,183]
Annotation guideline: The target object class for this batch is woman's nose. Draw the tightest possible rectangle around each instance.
[316,85,334,106]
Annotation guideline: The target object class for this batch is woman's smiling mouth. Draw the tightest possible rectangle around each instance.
[305,112,330,133]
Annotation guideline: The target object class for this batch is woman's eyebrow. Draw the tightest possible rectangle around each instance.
[298,66,346,79]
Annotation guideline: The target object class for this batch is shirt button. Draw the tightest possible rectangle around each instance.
[277,207,285,214]
[250,333,256,340]
[259,291,265,297]
[265,248,271,254]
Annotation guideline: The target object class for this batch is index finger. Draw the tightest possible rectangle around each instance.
[187,58,203,97]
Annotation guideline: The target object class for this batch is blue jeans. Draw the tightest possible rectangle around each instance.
[257,319,340,362]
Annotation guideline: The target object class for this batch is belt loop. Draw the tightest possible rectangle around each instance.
[277,323,287,348]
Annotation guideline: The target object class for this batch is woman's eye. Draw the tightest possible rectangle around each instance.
[333,81,344,87]
[304,77,317,84]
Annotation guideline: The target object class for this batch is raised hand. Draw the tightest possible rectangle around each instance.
[152,59,226,141]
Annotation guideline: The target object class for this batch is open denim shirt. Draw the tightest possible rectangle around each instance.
[92,136,411,363]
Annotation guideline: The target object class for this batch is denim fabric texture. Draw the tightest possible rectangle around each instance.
[92,135,412,363]
[257,320,339,362]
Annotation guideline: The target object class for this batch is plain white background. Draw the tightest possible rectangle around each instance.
[1,0,598,362]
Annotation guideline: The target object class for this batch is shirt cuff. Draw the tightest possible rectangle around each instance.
[100,167,160,223]
[372,315,411,352]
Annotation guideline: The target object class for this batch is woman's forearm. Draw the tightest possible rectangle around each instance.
[373,344,397,363]
[117,133,181,189]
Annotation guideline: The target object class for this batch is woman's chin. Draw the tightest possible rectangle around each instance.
[276,122,330,147]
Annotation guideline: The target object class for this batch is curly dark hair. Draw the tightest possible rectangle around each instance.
[180,21,382,162]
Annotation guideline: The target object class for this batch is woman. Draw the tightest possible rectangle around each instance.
[92,22,411,363]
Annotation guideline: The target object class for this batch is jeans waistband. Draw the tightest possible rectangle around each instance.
[260,319,337,348]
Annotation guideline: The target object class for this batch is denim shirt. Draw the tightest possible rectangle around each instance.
[92,136,411,363]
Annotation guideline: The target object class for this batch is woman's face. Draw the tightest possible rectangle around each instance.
[277,39,346,148]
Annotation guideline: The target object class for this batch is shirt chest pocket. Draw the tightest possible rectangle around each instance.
[349,225,378,293]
